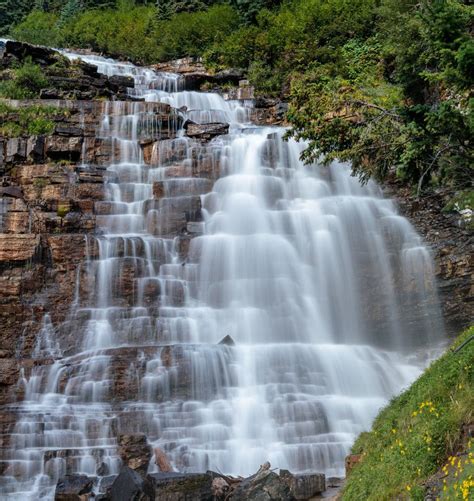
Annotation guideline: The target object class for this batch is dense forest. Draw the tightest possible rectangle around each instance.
[1,0,472,199]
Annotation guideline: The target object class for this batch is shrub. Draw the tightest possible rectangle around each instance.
[0,103,61,137]
[0,58,49,99]
[11,10,61,47]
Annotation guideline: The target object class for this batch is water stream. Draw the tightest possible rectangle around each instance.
[0,52,444,499]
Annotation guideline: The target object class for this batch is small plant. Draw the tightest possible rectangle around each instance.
[0,58,49,99]
[0,104,61,138]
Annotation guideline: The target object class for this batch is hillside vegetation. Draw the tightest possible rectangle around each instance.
[343,326,474,500]
[3,0,473,199]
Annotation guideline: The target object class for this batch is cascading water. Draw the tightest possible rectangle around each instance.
[0,52,444,499]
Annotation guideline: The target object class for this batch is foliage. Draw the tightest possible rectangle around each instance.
[342,326,474,500]
[0,0,31,35]
[58,0,83,26]
[153,4,240,61]
[288,0,473,192]
[10,10,61,46]
[0,58,49,99]
[6,0,474,192]
[0,102,61,137]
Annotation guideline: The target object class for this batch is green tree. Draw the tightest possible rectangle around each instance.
[59,0,83,26]
[155,0,174,20]
[0,0,31,34]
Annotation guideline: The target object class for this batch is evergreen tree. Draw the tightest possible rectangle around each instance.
[0,0,31,34]
[155,0,174,21]
[59,0,83,25]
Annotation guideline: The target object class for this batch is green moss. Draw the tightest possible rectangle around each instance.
[57,203,70,218]
[342,327,474,500]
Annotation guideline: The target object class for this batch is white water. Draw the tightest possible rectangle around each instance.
[1,52,444,499]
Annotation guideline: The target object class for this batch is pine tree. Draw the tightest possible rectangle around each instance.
[155,0,174,21]
[0,0,31,34]
[58,0,83,25]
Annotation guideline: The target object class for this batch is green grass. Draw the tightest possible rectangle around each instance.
[0,102,64,137]
[342,326,474,501]
[0,58,49,99]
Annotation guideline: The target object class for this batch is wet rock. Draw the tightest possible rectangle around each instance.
[118,433,152,476]
[184,122,229,141]
[154,447,173,472]
[211,476,230,499]
[153,181,165,199]
[110,466,154,501]
[54,474,93,500]
[5,41,59,67]
[0,234,40,261]
[218,334,235,346]
[232,462,292,501]
[147,472,213,500]
[108,75,134,92]
[280,469,326,499]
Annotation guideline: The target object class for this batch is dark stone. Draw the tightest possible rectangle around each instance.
[280,469,326,499]
[184,122,229,141]
[148,472,213,500]
[5,40,60,66]
[218,335,235,346]
[214,68,245,85]
[108,75,134,91]
[55,125,84,137]
[110,466,154,501]
[54,474,93,500]
[0,186,23,198]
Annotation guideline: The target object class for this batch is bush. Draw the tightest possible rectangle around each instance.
[153,4,240,61]
[0,103,61,137]
[11,10,60,47]
[0,58,49,99]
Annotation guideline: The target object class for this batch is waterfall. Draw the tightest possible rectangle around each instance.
[0,53,444,499]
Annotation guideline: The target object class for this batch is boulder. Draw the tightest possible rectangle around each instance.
[280,469,326,499]
[110,466,154,501]
[118,433,152,476]
[147,472,213,501]
[54,474,93,501]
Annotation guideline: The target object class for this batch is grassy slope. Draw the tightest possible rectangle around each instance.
[342,326,474,500]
